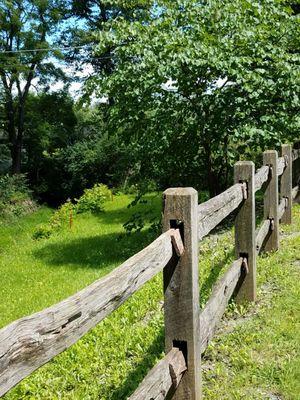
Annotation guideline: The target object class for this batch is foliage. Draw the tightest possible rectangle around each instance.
[1,197,299,399]
[33,200,75,240]
[0,174,36,219]
[93,0,300,195]
[76,183,113,214]
[33,184,112,239]
[22,91,78,202]
[23,101,127,205]
[0,0,69,173]
[63,0,152,97]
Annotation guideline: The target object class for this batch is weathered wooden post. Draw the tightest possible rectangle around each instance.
[234,162,256,302]
[263,150,279,251]
[293,141,300,203]
[163,188,201,400]
[280,144,292,224]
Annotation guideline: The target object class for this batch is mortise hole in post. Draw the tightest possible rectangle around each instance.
[238,180,248,200]
[173,340,188,367]
[239,253,249,275]
[170,220,184,244]
[233,253,249,297]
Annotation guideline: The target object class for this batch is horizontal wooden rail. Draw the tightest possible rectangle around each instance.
[0,229,182,397]
[292,186,299,200]
[278,198,287,220]
[277,156,286,176]
[255,219,271,254]
[1,141,298,399]
[198,183,246,240]
[254,165,270,192]
[128,347,187,400]
[199,257,245,353]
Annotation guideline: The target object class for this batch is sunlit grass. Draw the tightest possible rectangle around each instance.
[1,198,299,399]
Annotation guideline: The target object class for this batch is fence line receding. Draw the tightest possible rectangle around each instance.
[0,142,299,399]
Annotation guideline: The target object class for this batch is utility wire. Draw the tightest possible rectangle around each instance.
[0,45,93,54]
[0,55,116,69]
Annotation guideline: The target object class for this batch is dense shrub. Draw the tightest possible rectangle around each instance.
[0,174,36,219]
[76,184,112,214]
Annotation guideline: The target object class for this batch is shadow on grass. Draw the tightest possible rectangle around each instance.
[200,247,235,305]
[95,195,161,226]
[109,328,165,400]
[33,230,155,270]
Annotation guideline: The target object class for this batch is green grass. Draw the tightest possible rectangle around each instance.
[0,194,161,328]
[1,196,299,399]
[202,206,300,400]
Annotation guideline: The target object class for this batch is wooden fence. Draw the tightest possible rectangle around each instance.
[0,143,300,399]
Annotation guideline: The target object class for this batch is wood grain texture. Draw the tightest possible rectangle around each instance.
[171,228,185,257]
[0,230,177,397]
[255,219,271,254]
[293,144,300,203]
[128,348,187,400]
[292,142,300,203]
[198,183,246,240]
[280,145,292,224]
[163,188,201,400]
[277,156,286,176]
[234,161,256,303]
[254,165,270,192]
[278,198,287,221]
[263,151,279,251]
[199,258,244,353]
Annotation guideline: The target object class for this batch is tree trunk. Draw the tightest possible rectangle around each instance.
[11,138,22,174]
[4,99,22,174]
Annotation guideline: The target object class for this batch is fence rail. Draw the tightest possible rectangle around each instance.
[0,142,299,399]
[198,183,246,240]
[0,229,180,397]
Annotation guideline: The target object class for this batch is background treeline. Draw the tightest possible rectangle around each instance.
[0,0,299,207]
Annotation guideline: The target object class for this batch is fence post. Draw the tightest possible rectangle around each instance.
[263,150,279,251]
[163,188,201,400]
[234,162,256,303]
[293,141,300,203]
[280,144,292,224]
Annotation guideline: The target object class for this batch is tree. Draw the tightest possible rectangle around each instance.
[23,98,127,204]
[93,0,300,196]
[23,91,77,193]
[62,0,152,104]
[0,0,67,173]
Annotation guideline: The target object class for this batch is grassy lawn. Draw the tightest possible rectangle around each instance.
[1,195,299,399]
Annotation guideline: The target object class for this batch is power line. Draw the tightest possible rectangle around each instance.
[0,44,93,55]
[0,55,116,69]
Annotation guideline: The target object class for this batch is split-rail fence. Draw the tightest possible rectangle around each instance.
[0,142,300,399]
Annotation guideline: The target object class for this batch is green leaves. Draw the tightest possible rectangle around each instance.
[89,0,299,194]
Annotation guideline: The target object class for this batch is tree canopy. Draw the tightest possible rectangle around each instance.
[0,0,68,173]
[0,0,299,202]
[93,0,300,194]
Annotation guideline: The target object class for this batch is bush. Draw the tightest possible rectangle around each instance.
[33,200,75,240]
[32,223,53,240]
[50,200,75,230]
[0,174,36,219]
[33,184,112,239]
[76,184,112,214]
